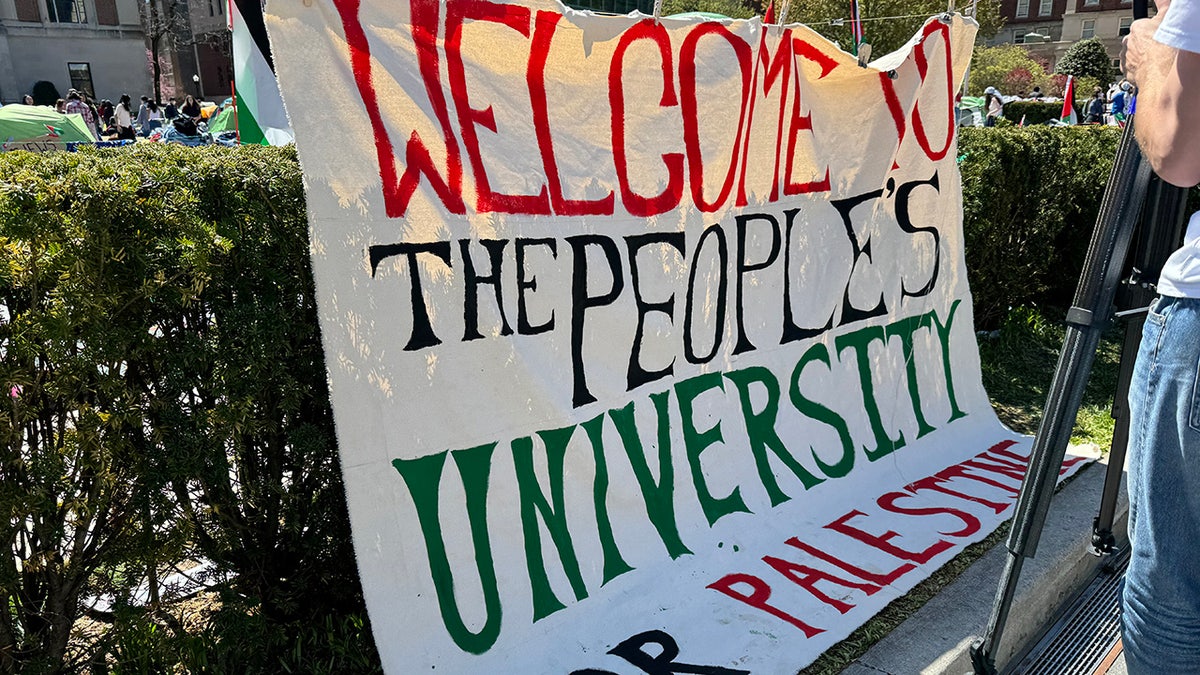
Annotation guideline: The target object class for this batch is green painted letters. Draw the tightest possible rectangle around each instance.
[609,394,694,559]
[725,366,824,506]
[676,372,751,526]
[392,446,502,654]
[513,427,589,621]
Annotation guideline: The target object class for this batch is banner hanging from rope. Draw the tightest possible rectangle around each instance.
[264,2,1086,672]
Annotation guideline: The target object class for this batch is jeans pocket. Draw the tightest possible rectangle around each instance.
[1146,296,1169,327]
[1191,351,1200,433]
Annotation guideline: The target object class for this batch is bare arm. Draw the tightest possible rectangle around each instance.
[1132,47,1200,187]
[1123,0,1200,187]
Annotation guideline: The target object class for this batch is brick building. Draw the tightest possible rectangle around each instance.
[989,0,1149,73]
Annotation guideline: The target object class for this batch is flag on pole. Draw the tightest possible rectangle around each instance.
[1060,75,1078,125]
[849,0,865,55]
[229,0,293,145]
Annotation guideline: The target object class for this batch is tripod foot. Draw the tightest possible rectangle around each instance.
[969,637,998,675]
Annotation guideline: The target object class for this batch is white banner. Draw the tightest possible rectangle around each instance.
[265,3,1084,672]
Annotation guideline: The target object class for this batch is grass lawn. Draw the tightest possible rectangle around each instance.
[798,305,1125,674]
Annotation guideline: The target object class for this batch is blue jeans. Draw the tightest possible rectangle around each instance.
[1122,295,1200,673]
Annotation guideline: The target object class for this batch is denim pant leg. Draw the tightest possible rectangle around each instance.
[1121,296,1200,674]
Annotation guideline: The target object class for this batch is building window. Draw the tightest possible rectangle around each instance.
[565,0,654,13]
[67,62,94,97]
[1119,17,1132,35]
[1016,0,1030,17]
[1038,0,1052,15]
[45,0,86,23]
[1081,18,1095,38]
[14,0,40,21]
[1084,0,1099,5]
[94,0,118,25]
[1014,30,1027,44]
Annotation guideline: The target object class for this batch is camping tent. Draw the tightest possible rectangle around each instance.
[958,96,985,127]
[0,105,95,151]
[207,106,236,134]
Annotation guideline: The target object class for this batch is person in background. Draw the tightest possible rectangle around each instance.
[22,94,34,105]
[100,116,119,139]
[180,95,201,120]
[135,95,150,130]
[984,86,1003,126]
[85,94,102,130]
[138,100,164,136]
[1030,86,1045,99]
[1086,87,1106,123]
[164,97,179,120]
[97,99,114,124]
[114,94,135,140]
[1120,0,1200,672]
[1111,81,1132,124]
[54,99,66,114]
[64,90,99,140]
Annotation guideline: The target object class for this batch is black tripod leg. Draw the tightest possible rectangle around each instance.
[1092,175,1189,556]
[1092,317,1138,556]
[969,115,1153,674]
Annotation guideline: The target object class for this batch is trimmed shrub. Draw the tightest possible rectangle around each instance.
[957,125,1127,328]
[0,145,380,673]
[1001,100,1077,126]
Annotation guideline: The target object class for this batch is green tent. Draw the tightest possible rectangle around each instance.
[207,106,236,134]
[0,105,94,150]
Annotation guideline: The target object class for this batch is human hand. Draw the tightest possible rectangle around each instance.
[1122,0,1171,87]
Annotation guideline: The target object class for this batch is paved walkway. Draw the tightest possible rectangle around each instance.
[840,451,1128,675]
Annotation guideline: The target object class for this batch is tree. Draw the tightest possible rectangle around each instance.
[139,0,194,102]
[793,0,1005,58]
[659,0,1003,57]
[968,44,1052,96]
[1056,38,1117,85]
[662,0,754,18]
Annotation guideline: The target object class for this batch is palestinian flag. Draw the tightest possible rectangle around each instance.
[229,0,293,145]
[849,0,864,55]
[1060,75,1078,125]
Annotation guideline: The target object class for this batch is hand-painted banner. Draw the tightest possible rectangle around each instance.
[265,3,1083,672]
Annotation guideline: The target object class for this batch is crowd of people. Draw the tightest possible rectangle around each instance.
[975,80,1136,127]
[14,90,212,142]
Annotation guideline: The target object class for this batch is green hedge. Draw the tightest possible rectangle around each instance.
[0,145,379,674]
[1001,100,1077,126]
[1,131,1196,672]
[959,125,1121,328]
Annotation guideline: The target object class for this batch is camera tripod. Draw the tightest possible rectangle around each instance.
[968,5,1191,672]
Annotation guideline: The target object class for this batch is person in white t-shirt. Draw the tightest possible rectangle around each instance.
[1120,0,1200,671]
